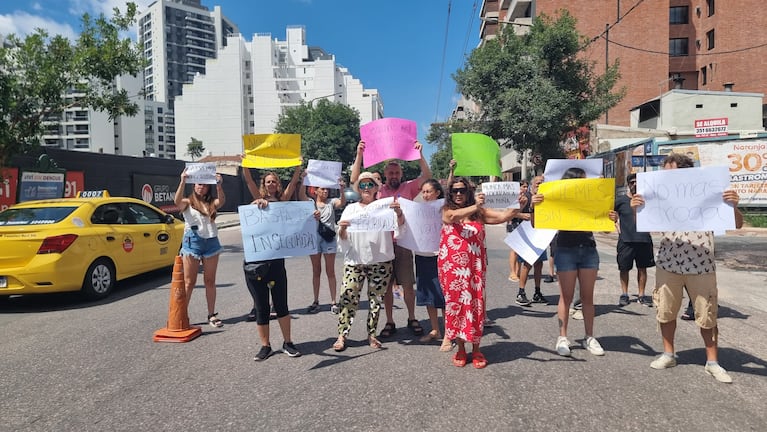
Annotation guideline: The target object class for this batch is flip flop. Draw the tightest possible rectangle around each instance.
[440,338,455,352]
[452,350,467,367]
[472,352,488,369]
[369,336,382,349]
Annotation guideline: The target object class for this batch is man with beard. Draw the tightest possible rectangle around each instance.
[351,140,432,338]
[614,172,655,307]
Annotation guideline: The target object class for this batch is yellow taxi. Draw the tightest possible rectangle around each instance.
[0,190,184,300]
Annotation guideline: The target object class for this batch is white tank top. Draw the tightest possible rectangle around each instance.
[182,205,218,239]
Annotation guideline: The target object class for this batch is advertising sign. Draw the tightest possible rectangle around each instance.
[0,167,19,211]
[64,171,84,198]
[694,117,729,138]
[18,171,65,202]
[133,173,180,214]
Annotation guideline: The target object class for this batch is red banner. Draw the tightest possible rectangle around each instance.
[1,167,19,211]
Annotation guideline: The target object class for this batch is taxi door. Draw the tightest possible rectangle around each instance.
[123,202,178,272]
[91,204,141,277]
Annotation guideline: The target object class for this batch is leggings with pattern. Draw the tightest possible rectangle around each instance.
[338,262,393,336]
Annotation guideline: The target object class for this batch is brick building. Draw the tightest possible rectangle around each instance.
[484,0,767,127]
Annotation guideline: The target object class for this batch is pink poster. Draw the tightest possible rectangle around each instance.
[360,118,419,167]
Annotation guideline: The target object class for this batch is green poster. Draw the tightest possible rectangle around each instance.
[451,133,501,177]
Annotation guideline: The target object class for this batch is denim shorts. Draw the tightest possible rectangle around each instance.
[315,236,337,254]
[554,245,599,272]
[180,229,222,259]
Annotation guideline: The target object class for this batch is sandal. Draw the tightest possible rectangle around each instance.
[452,350,467,367]
[368,336,382,349]
[419,330,441,343]
[472,352,488,369]
[379,322,396,338]
[407,318,424,336]
[246,308,257,322]
[207,312,223,328]
[439,338,455,352]
[333,336,347,352]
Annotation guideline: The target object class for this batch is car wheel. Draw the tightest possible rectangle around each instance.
[82,258,116,300]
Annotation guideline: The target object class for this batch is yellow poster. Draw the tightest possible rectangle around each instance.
[534,178,616,231]
[242,134,301,168]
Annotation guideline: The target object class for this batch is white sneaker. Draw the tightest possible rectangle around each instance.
[556,336,571,357]
[650,354,677,369]
[582,336,605,356]
[704,363,733,383]
[569,308,583,320]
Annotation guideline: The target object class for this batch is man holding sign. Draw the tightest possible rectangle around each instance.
[351,139,432,338]
[631,153,743,383]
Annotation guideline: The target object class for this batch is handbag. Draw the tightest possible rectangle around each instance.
[317,222,336,242]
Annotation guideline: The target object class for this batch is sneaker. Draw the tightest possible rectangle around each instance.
[515,293,532,306]
[282,342,302,358]
[619,294,630,307]
[582,336,605,356]
[254,345,273,361]
[556,336,571,357]
[681,305,694,320]
[638,296,653,307]
[207,312,223,328]
[650,354,677,369]
[543,275,555,283]
[532,292,548,304]
[306,301,320,314]
[269,306,277,320]
[570,308,584,320]
[330,303,340,314]
[704,363,733,383]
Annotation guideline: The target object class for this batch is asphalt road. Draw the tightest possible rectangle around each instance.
[1,224,766,432]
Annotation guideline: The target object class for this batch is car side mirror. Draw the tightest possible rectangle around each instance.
[164,214,176,224]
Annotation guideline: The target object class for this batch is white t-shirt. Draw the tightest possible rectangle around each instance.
[337,202,396,265]
[182,205,217,239]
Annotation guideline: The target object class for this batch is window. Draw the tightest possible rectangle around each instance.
[706,29,715,50]
[701,66,708,85]
[669,6,689,24]
[157,107,163,114]
[669,38,689,56]
[707,0,715,16]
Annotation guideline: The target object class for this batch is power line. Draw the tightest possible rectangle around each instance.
[599,35,767,56]
[585,0,647,48]
[461,0,478,58]
[433,0,452,123]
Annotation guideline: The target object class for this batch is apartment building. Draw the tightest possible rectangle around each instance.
[174,26,383,158]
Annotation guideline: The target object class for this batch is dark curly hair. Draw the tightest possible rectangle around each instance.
[443,176,482,221]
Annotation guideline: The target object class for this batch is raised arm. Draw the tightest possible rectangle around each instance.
[174,169,189,211]
[414,140,432,183]
[334,178,347,208]
[447,159,455,185]
[282,163,302,201]
[242,167,260,200]
[724,189,744,229]
[213,174,225,209]
[350,140,365,184]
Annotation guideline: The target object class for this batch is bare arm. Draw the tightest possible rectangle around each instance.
[213,174,225,208]
[724,189,744,229]
[242,167,260,200]
[414,140,432,184]
[334,178,347,208]
[350,140,364,184]
[443,192,486,223]
[447,159,455,185]
[297,170,308,201]
[281,164,302,201]
[482,207,520,225]
[174,170,189,211]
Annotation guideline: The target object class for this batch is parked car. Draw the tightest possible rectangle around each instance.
[0,190,183,300]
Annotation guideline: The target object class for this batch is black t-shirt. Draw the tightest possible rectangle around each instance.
[556,231,596,248]
[614,194,652,243]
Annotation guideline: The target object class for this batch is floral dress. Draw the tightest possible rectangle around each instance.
[438,220,486,343]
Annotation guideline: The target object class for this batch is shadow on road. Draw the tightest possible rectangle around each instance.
[677,347,767,377]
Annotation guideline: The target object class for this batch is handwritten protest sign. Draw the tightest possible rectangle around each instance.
[481,182,520,209]
[396,198,444,253]
[636,166,735,232]
[238,201,317,261]
[242,134,301,168]
[543,159,603,180]
[534,178,615,231]
[504,221,557,265]
[360,118,419,167]
[184,162,217,184]
[304,159,342,189]
[451,133,501,177]
[343,197,398,232]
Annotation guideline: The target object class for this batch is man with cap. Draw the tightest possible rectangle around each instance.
[351,139,432,337]
[614,172,655,307]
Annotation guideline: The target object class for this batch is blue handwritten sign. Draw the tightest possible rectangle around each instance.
[238,201,318,261]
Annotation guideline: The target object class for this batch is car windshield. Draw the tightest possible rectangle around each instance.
[0,207,78,226]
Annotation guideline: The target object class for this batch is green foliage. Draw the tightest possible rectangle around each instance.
[744,213,767,228]
[274,99,361,181]
[0,2,144,167]
[453,10,625,164]
[186,137,205,161]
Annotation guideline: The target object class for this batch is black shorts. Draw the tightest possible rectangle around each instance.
[616,240,655,271]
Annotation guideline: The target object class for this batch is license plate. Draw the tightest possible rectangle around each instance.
[0,276,6,288]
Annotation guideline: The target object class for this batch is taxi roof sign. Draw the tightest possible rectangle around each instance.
[77,190,110,198]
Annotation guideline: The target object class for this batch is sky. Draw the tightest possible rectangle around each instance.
[0,0,484,160]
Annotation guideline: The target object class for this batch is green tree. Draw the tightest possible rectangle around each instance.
[274,99,361,181]
[453,10,624,163]
[0,2,144,167]
[186,137,205,161]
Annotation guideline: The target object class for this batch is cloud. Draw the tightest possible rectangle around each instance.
[0,11,77,39]
[68,0,153,17]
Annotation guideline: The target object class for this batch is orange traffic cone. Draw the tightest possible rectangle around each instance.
[153,256,202,342]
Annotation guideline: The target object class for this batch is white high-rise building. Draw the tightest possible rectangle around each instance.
[137,0,238,158]
[175,26,383,158]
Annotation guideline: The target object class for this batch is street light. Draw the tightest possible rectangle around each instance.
[308,92,343,106]
[479,16,533,28]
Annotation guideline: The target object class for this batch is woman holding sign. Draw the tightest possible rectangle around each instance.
[174,169,225,328]
[532,167,611,358]
[333,172,404,352]
[439,177,525,369]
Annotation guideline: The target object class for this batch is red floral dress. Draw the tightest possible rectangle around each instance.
[438,220,486,343]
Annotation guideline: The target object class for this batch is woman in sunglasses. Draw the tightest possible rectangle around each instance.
[333,171,404,352]
[439,176,526,369]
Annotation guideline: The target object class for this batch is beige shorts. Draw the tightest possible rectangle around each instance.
[392,244,416,286]
[653,267,718,329]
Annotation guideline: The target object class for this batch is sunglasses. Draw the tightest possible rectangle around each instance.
[628,180,637,185]
[359,181,377,190]
[451,187,468,195]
